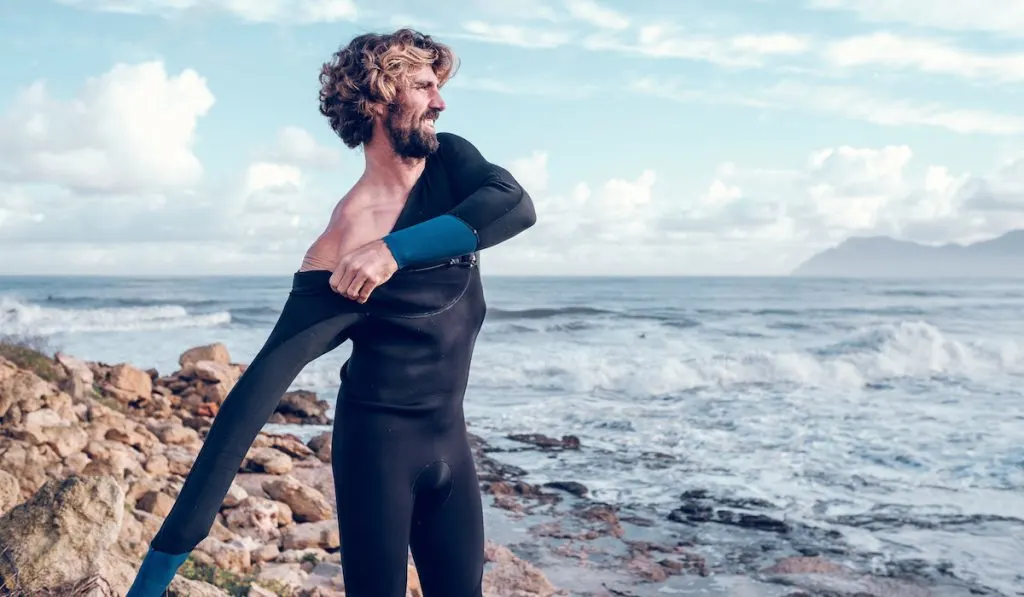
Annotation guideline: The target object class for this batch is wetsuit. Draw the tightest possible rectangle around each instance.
[127,132,536,597]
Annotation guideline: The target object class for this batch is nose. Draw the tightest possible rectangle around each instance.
[429,89,445,111]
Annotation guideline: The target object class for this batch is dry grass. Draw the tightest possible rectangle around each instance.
[0,334,65,383]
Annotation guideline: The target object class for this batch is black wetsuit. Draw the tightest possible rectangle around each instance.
[141,132,536,597]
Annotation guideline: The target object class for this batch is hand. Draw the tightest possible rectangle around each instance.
[329,239,399,303]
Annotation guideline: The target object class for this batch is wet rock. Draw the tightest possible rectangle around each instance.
[507,433,581,451]
[543,480,589,497]
[669,489,790,534]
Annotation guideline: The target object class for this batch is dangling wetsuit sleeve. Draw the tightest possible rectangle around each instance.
[129,275,364,597]
[382,132,537,268]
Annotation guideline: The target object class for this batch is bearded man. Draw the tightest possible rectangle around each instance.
[127,27,536,597]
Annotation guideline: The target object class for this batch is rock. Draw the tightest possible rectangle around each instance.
[0,471,20,515]
[263,475,333,523]
[108,363,153,400]
[258,433,316,459]
[136,490,175,517]
[307,432,332,463]
[507,433,581,451]
[56,352,94,385]
[168,575,231,596]
[0,347,568,597]
[255,561,308,590]
[280,520,340,551]
[195,536,252,573]
[0,475,131,595]
[244,446,293,474]
[542,481,589,497]
[483,541,564,597]
[764,556,849,575]
[273,390,331,424]
[224,497,284,543]
[0,358,53,423]
[223,481,249,507]
[179,343,231,367]
[148,421,200,445]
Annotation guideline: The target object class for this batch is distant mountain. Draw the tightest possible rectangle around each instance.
[791,230,1024,277]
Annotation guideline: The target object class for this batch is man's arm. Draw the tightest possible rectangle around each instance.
[382,132,537,269]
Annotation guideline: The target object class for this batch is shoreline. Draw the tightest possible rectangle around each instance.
[0,337,1009,597]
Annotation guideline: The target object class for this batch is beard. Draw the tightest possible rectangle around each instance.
[384,102,439,159]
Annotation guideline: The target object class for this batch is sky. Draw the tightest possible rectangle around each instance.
[1,0,1023,277]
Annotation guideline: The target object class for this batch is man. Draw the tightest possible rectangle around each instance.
[127,28,536,597]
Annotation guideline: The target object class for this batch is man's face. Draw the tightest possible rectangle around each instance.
[384,64,446,159]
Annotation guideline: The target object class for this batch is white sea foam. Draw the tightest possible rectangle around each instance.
[0,296,231,336]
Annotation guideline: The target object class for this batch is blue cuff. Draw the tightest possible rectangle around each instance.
[382,214,478,269]
[126,548,190,597]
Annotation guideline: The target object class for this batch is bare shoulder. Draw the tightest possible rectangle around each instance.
[326,185,368,227]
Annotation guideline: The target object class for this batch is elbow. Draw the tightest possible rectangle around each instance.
[494,168,537,232]
[516,188,537,231]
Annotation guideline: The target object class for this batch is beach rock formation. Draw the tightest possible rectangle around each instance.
[0,340,562,596]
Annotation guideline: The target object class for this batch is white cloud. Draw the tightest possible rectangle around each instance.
[457,21,573,49]
[808,0,1024,37]
[245,162,303,196]
[492,139,1024,275]
[0,63,336,256]
[825,32,1024,82]
[446,75,598,99]
[767,82,1024,136]
[584,24,811,67]
[0,60,214,193]
[687,144,1024,250]
[267,126,343,170]
[54,0,358,23]
[631,77,1024,136]
[509,151,550,194]
[564,0,629,30]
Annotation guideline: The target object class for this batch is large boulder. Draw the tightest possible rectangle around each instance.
[0,475,134,595]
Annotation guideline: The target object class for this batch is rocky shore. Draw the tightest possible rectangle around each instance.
[0,337,997,596]
[0,339,562,596]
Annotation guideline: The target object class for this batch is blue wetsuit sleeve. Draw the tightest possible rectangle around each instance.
[382,132,537,268]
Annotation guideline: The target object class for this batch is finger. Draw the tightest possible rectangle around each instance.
[336,265,358,295]
[329,271,344,294]
[345,273,366,301]
[357,278,376,303]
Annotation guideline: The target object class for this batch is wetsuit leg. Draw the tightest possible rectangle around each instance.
[331,399,419,597]
[409,432,485,597]
[332,397,484,597]
[128,274,362,596]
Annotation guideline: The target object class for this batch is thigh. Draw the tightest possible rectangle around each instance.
[408,445,485,597]
[333,417,416,597]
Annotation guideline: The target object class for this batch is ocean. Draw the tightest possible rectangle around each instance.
[1,273,1022,596]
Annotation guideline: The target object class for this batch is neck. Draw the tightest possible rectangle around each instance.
[361,133,425,193]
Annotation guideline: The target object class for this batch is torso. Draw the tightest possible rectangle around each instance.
[311,140,488,411]
[298,165,426,272]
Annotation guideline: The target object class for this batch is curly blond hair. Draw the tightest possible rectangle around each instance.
[319,28,459,148]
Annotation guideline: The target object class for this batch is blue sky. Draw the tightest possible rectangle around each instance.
[1,0,1022,276]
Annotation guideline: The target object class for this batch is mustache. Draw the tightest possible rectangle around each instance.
[421,110,440,122]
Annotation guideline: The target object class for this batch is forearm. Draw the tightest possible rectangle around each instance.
[382,133,537,269]
[381,214,478,269]
[382,177,536,268]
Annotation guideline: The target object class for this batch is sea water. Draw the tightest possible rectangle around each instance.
[2,274,1021,595]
